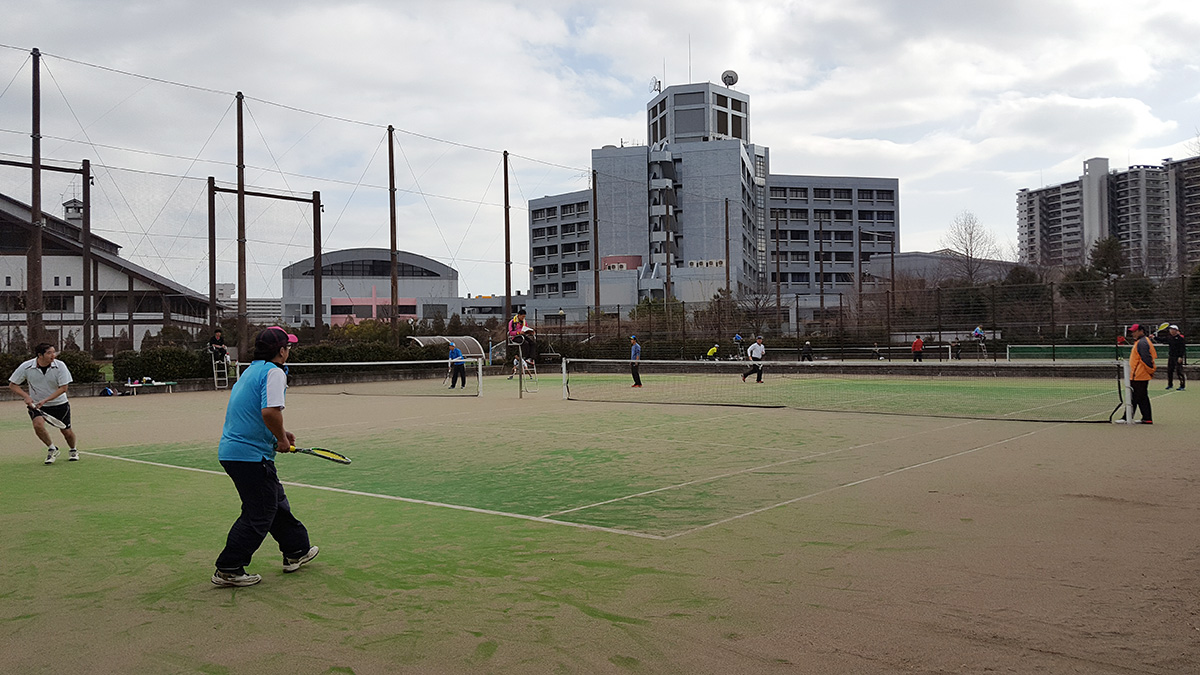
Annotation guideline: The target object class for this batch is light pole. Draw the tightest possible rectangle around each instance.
[557,307,565,352]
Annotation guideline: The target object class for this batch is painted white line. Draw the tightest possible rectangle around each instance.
[541,419,979,517]
[85,451,664,540]
[662,425,1056,539]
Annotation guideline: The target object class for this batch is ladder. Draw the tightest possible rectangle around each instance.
[212,356,230,389]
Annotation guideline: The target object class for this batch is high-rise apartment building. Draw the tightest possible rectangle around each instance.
[1165,155,1200,272]
[526,79,899,319]
[1018,157,1183,275]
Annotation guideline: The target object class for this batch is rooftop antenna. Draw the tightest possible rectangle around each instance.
[688,34,692,83]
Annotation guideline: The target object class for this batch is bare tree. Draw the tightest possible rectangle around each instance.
[940,210,1001,284]
[1186,128,1200,157]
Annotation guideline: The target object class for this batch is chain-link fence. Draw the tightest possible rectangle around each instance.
[524,275,1198,362]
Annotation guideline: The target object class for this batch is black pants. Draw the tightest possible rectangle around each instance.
[631,362,641,386]
[743,359,763,382]
[1167,357,1186,389]
[1129,379,1152,422]
[216,459,310,573]
[913,351,923,362]
[450,363,467,388]
[801,354,813,362]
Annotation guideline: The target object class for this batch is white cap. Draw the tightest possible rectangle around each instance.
[1170,324,1179,330]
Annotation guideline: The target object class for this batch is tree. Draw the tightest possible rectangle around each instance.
[940,210,1001,284]
[1088,236,1126,277]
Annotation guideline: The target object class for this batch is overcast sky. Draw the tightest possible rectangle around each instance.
[2,0,1199,300]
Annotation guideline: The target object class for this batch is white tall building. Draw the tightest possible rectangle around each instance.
[526,78,899,321]
[1018,158,1177,275]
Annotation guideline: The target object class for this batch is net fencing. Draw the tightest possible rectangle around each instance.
[563,358,1130,423]
[238,358,484,397]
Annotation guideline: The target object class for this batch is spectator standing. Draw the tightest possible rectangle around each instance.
[801,341,814,362]
[630,335,642,388]
[912,336,924,362]
[1127,323,1156,424]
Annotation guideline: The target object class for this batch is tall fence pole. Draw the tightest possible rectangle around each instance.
[885,289,892,361]
[1049,282,1057,362]
[989,284,997,362]
[935,286,943,362]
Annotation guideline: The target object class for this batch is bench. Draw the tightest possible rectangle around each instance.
[124,381,179,395]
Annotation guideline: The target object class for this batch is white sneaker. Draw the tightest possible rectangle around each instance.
[44,448,60,464]
[69,449,79,461]
[211,570,262,587]
[283,545,319,573]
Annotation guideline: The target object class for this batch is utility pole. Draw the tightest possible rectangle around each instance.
[236,92,247,360]
[27,47,44,345]
[504,151,511,323]
[388,125,399,347]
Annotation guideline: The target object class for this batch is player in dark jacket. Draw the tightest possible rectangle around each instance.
[1165,324,1186,391]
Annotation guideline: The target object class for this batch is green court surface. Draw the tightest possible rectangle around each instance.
[1,378,1195,673]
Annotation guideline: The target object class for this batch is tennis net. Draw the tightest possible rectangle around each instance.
[239,359,485,397]
[563,358,1130,423]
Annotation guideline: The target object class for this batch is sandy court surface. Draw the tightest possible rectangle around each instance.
[1,378,1197,673]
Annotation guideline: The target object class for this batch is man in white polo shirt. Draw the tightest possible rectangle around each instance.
[8,342,79,464]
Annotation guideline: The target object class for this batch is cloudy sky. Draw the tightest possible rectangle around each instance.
[2,0,1199,300]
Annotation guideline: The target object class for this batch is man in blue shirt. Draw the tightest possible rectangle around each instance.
[630,335,642,388]
[212,326,318,588]
[448,341,467,390]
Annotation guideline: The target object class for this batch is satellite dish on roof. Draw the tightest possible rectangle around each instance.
[721,70,738,87]
[649,77,662,93]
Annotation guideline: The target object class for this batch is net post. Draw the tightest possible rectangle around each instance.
[561,358,568,399]
[475,358,483,396]
[1122,359,1132,423]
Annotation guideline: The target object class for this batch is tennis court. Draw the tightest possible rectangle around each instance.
[2,371,1196,673]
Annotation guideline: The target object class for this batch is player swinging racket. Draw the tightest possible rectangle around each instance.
[742,335,766,383]
[8,342,80,464]
[447,341,467,390]
[212,326,319,588]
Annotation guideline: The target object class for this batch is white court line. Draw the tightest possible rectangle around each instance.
[662,425,1055,539]
[84,451,665,540]
[541,419,979,517]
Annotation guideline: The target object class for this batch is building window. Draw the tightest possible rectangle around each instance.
[561,223,575,234]
[834,252,853,262]
[788,188,807,199]
[546,264,559,274]
[546,245,558,255]
[577,242,589,252]
[54,276,60,287]
[769,187,787,199]
[546,226,558,236]
[65,276,71,287]
[562,243,576,254]
[533,246,545,257]
[547,283,559,293]
[562,281,577,293]
[833,189,852,200]
[533,284,546,295]
[858,189,874,200]
[859,211,875,220]
[813,188,831,200]
[577,223,589,233]
[876,190,894,201]
[789,209,807,220]
[533,266,546,276]
[793,272,810,282]
[562,262,576,273]
[815,230,832,241]
[791,251,809,262]
[834,231,854,241]
[834,210,852,221]
[578,260,590,271]
[790,230,808,241]
[876,211,895,221]
[4,276,9,287]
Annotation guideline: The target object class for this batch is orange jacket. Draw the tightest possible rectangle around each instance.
[1130,337,1156,381]
[912,338,924,352]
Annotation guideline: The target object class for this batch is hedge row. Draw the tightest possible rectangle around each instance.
[0,349,104,384]
[113,347,212,383]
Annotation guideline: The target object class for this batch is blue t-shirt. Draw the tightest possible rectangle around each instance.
[631,342,641,360]
[448,347,463,361]
[218,360,287,462]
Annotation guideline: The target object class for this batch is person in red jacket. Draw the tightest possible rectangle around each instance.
[911,336,924,362]
[1127,323,1156,424]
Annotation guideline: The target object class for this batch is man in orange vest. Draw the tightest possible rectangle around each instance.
[1127,323,1156,424]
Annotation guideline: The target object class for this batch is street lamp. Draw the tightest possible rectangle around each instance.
[558,307,565,351]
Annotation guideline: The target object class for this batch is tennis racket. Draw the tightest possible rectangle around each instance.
[288,446,351,464]
[31,406,68,429]
[1157,322,1171,333]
